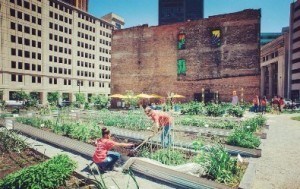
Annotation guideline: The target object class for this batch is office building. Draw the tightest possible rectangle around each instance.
[159,0,204,25]
[290,0,300,100]
[102,13,125,30]
[60,0,88,12]
[260,33,282,46]
[0,0,116,104]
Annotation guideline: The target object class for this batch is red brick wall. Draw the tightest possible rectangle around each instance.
[111,9,261,102]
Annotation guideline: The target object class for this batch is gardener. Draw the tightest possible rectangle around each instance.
[93,127,134,171]
[144,106,173,148]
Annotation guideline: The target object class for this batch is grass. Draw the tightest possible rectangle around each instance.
[291,116,300,121]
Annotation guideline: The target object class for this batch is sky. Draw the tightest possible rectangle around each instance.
[89,0,293,33]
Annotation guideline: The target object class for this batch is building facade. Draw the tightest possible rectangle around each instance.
[102,13,125,30]
[159,0,204,25]
[260,33,289,99]
[60,0,88,12]
[260,33,281,46]
[112,9,261,102]
[0,0,114,104]
[290,0,300,100]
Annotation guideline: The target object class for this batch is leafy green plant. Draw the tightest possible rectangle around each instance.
[140,148,186,165]
[242,115,266,132]
[91,94,109,110]
[75,93,86,106]
[227,106,244,117]
[227,128,261,149]
[0,154,77,189]
[180,101,205,115]
[0,128,27,152]
[194,144,243,186]
[206,103,225,117]
[47,92,60,106]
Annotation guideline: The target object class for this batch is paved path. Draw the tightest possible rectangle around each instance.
[251,113,300,189]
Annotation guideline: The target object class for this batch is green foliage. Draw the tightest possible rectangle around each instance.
[91,94,109,110]
[206,103,225,117]
[192,138,205,151]
[140,148,186,165]
[194,144,242,186]
[226,106,244,117]
[0,154,76,189]
[242,115,267,132]
[291,116,300,121]
[12,90,28,102]
[0,128,27,152]
[227,128,261,149]
[123,90,138,108]
[0,113,13,118]
[176,116,238,129]
[47,92,60,106]
[180,101,205,115]
[75,93,86,105]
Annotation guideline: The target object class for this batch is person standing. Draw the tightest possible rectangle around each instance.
[144,107,173,148]
[253,95,259,113]
[279,97,285,112]
[231,91,239,106]
[93,127,134,171]
[261,96,267,114]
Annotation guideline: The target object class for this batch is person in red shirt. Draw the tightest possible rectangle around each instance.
[279,97,285,112]
[93,127,134,171]
[253,95,259,113]
[261,96,267,114]
[144,107,173,148]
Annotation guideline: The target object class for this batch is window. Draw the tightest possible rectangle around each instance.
[17,11,22,19]
[11,48,16,56]
[49,67,53,73]
[10,0,15,3]
[11,35,16,43]
[32,4,36,11]
[18,62,22,69]
[37,65,41,71]
[32,64,36,71]
[32,16,36,24]
[38,42,41,48]
[24,26,30,34]
[25,51,30,58]
[10,9,15,17]
[32,40,36,47]
[38,18,41,25]
[17,0,22,6]
[37,6,42,14]
[25,38,30,46]
[11,61,16,68]
[25,63,30,70]
[11,74,16,82]
[37,77,41,83]
[37,53,41,60]
[54,78,57,84]
[18,24,22,32]
[32,52,36,59]
[18,75,23,82]
[32,76,36,83]
[17,37,22,44]
[38,30,41,37]
[11,22,16,30]
[24,14,30,21]
[49,78,53,84]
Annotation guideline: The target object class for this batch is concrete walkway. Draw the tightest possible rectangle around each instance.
[19,135,174,189]
[251,113,300,189]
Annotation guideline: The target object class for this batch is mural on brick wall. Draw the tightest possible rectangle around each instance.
[178,33,186,50]
[211,29,221,47]
[177,59,186,75]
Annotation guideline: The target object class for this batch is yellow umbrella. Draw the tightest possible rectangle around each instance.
[136,93,153,98]
[121,95,137,99]
[173,94,185,98]
[150,94,163,98]
[110,94,126,98]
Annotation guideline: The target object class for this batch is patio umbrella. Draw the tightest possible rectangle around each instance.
[136,93,153,99]
[110,94,126,98]
[172,94,185,98]
[150,94,163,98]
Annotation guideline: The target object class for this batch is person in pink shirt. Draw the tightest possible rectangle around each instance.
[144,107,173,147]
[93,127,134,171]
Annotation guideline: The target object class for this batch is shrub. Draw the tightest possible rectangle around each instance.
[47,92,60,106]
[227,106,244,117]
[227,128,261,149]
[206,103,225,117]
[194,144,242,186]
[0,154,76,189]
[242,115,266,132]
[0,128,27,152]
[180,101,205,115]
[91,94,109,110]
[140,148,186,166]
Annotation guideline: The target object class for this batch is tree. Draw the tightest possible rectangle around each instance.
[74,93,86,107]
[91,94,108,110]
[47,92,60,106]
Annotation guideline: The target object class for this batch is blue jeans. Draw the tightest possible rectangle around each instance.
[253,105,258,112]
[161,125,172,148]
[96,151,120,170]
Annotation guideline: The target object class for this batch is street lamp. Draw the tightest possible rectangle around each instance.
[77,81,81,93]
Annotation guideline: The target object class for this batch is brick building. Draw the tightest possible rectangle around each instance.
[111,9,261,102]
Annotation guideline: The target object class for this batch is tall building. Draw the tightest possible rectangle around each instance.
[159,0,204,25]
[260,33,281,46]
[102,13,125,30]
[290,0,300,100]
[60,0,88,12]
[0,0,116,104]
[260,33,289,99]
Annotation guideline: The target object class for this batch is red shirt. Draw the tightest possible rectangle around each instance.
[261,99,267,106]
[150,110,172,127]
[93,138,115,163]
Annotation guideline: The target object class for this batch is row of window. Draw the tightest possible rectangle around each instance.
[11,22,42,38]
[49,1,73,15]
[99,39,111,46]
[49,11,72,25]
[77,51,95,60]
[64,79,72,86]
[11,35,41,49]
[77,61,95,69]
[99,56,111,63]
[99,65,111,71]
[49,34,72,45]
[78,22,95,33]
[77,70,95,78]
[11,48,42,60]
[49,67,72,75]
[49,56,72,65]
[78,12,96,24]
[77,32,95,42]
[11,61,42,72]
[10,9,42,25]
[49,22,72,35]
[49,45,72,55]
[10,0,41,13]
[99,47,110,54]
[99,30,112,38]
[99,74,111,79]
[77,41,95,51]
[261,51,279,62]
